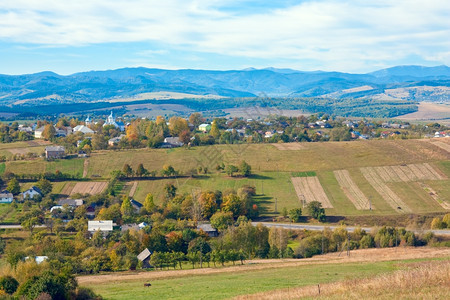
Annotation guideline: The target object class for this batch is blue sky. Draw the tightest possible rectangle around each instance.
[0,0,449,75]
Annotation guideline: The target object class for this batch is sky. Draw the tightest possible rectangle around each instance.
[0,0,449,75]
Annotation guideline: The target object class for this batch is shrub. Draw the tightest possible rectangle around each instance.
[359,235,375,249]
[431,217,445,229]
[0,276,19,294]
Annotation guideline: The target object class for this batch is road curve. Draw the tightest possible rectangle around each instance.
[252,222,450,236]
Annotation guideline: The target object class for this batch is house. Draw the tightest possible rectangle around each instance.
[121,223,140,232]
[55,126,72,137]
[197,223,218,237]
[265,131,275,138]
[34,126,45,139]
[25,256,48,264]
[86,206,96,219]
[45,146,65,159]
[138,222,148,229]
[130,199,143,213]
[88,220,113,234]
[21,186,43,200]
[161,137,184,148]
[0,190,13,203]
[57,198,83,207]
[73,125,95,134]
[137,248,152,268]
[198,123,211,132]
[18,125,33,133]
[108,134,126,146]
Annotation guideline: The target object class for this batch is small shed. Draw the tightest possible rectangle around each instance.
[137,248,153,268]
[197,223,218,237]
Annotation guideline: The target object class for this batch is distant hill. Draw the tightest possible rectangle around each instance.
[0,65,449,106]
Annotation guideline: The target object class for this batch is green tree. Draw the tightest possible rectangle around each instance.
[36,178,53,195]
[162,165,176,177]
[221,193,244,218]
[164,184,177,200]
[121,196,134,217]
[144,193,155,212]
[431,217,445,229]
[7,177,20,195]
[288,208,302,223]
[135,163,147,177]
[359,234,376,249]
[122,164,133,177]
[225,165,238,177]
[239,161,251,177]
[0,276,19,294]
[210,211,234,231]
[306,201,326,222]
[17,271,76,300]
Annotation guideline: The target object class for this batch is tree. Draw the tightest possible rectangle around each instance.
[169,116,189,137]
[225,165,238,177]
[135,163,147,177]
[164,184,177,200]
[0,276,19,294]
[7,178,20,195]
[121,197,134,217]
[122,164,133,177]
[36,178,53,195]
[210,211,234,231]
[198,191,218,219]
[179,130,191,145]
[210,120,220,139]
[189,113,204,127]
[288,208,302,223]
[42,124,56,140]
[17,271,76,300]
[306,201,326,222]
[359,234,376,249]
[239,161,251,177]
[162,165,176,177]
[431,217,445,229]
[221,194,244,218]
[144,193,155,212]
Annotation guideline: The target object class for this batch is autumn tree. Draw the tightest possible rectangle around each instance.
[221,193,244,218]
[42,124,56,140]
[121,196,134,217]
[210,120,220,139]
[144,193,155,212]
[122,164,133,177]
[198,191,218,219]
[169,116,189,137]
[135,163,147,177]
[189,113,204,127]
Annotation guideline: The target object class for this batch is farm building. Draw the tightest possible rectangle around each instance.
[45,146,65,159]
[137,248,152,268]
[121,223,140,232]
[198,123,211,132]
[197,223,218,237]
[57,198,84,207]
[86,206,96,219]
[73,125,95,134]
[88,220,113,234]
[21,186,43,200]
[0,190,13,203]
[162,137,184,148]
[55,127,72,137]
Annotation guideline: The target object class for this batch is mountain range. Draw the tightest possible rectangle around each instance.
[1,65,449,106]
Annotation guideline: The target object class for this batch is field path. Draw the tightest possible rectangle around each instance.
[129,181,138,197]
[291,176,333,208]
[334,170,372,210]
[82,159,89,178]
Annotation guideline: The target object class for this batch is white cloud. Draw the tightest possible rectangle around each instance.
[0,0,449,71]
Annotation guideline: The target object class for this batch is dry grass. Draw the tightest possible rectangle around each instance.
[432,141,450,154]
[77,247,450,285]
[235,259,450,300]
[291,176,333,208]
[334,170,371,210]
[70,181,107,195]
[272,143,305,150]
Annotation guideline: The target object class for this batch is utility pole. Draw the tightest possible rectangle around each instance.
[369,197,372,211]
[275,197,278,213]
[321,234,324,255]
[347,233,350,257]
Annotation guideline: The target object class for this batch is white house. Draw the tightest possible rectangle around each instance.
[21,186,43,200]
[34,126,45,139]
[0,190,13,203]
[88,220,113,233]
[73,125,95,134]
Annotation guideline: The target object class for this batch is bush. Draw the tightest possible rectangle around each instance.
[359,235,375,249]
[431,217,445,229]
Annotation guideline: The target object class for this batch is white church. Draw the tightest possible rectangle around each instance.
[103,111,125,132]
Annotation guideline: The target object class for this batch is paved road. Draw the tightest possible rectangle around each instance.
[252,222,450,236]
[0,225,46,229]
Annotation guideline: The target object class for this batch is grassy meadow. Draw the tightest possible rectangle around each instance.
[79,248,450,300]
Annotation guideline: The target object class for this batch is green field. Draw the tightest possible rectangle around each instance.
[5,139,450,217]
[80,255,448,300]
